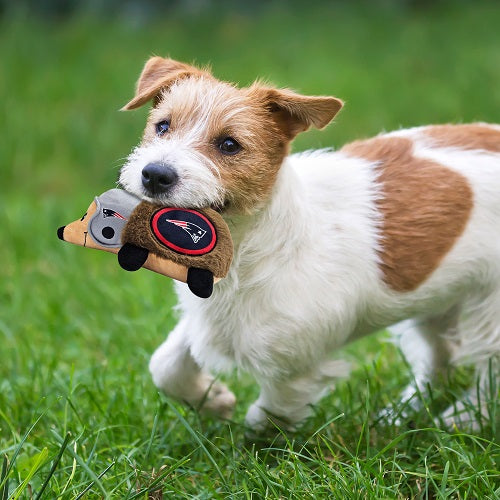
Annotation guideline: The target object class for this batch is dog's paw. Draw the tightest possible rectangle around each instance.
[376,405,405,427]
[245,403,269,432]
[198,381,236,419]
[441,401,480,432]
[245,403,296,434]
[376,384,425,427]
[378,402,424,428]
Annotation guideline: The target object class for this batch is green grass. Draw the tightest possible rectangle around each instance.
[1,2,499,498]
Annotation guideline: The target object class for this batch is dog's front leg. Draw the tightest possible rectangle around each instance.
[149,317,236,418]
[245,359,349,432]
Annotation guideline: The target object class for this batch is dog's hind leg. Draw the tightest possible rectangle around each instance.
[441,285,500,430]
[383,308,458,420]
[149,317,236,418]
[245,359,350,432]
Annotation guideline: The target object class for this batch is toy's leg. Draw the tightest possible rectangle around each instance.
[149,318,236,418]
[245,359,349,432]
[187,268,214,298]
[118,243,149,271]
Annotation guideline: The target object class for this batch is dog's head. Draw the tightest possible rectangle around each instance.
[119,57,343,214]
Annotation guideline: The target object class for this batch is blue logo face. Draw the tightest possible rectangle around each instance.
[151,208,217,255]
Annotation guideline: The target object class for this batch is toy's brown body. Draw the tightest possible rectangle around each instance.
[122,202,233,280]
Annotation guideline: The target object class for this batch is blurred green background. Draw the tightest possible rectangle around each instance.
[2,0,499,363]
[0,1,499,497]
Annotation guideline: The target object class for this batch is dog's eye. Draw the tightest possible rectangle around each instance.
[155,120,170,136]
[218,137,241,155]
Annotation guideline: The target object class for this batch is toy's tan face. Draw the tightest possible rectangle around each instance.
[58,200,112,251]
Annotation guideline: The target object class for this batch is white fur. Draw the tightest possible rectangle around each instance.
[145,125,500,430]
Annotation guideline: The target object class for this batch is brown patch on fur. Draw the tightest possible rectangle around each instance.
[424,124,500,153]
[248,85,343,139]
[210,84,342,212]
[342,136,473,292]
[200,106,289,214]
[122,202,233,278]
[122,57,211,110]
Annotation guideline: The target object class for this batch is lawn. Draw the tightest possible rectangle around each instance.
[0,1,499,498]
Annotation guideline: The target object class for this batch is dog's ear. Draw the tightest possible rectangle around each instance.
[121,57,208,110]
[250,85,343,139]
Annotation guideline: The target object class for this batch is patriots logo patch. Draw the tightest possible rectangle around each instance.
[151,208,217,256]
[102,208,126,220]
[165,219,207,244]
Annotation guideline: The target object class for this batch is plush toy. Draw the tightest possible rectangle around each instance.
[57,189,233,298]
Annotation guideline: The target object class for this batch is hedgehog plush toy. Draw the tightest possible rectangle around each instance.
[58,189,233,298]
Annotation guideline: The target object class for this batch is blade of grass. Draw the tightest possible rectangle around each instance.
[58,441,78,499]
[164,399,228,488]
[74,460,115,500]
[439,460,450,498]
[34,432,71,500]
[0,455,9,500]
[0,410,46,491]
[144,401,163,461]
[0,409,21,444]
[11,448,49,500]
[125,454,193,500]
[51,430,108,497]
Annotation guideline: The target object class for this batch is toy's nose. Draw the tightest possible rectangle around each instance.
[142,163,178,195]
[57,226,66,241]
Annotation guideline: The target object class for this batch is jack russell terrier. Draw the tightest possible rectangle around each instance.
[119,56,500,432]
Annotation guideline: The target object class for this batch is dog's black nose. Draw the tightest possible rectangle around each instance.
[141,163,178,195]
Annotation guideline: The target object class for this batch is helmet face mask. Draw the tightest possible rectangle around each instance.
[88,189,140,248]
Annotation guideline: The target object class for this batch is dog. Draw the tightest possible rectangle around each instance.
[119,56,500,432]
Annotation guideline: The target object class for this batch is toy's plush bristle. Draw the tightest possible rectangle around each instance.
[57,226,66,241]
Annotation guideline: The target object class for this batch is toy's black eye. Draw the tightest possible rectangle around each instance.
[218,137,241,155]
[102,226,115,239]
[155,120,170,136]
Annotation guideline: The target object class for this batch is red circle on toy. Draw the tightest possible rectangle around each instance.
[151,208,217,255]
